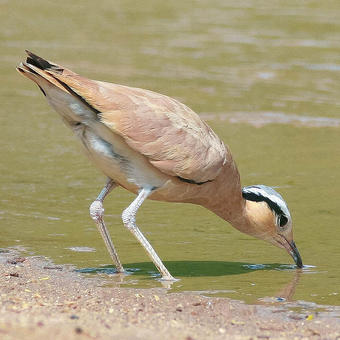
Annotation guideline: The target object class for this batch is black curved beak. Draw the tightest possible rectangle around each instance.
[289,240,303,268]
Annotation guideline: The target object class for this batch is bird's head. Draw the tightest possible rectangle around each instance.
[238,185,303,268]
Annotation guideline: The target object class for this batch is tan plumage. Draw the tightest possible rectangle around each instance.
[17,51,302,280]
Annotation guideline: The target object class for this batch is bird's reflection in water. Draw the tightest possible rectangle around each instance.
[79,261,303,298]
[257,269,302,304]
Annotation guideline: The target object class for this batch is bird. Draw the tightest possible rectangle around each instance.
[17,51,303,281]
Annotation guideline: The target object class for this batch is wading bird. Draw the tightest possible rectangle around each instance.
[17,51,303,281]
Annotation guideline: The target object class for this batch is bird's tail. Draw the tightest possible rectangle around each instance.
[17,51,101,117]
[16,50,76,95]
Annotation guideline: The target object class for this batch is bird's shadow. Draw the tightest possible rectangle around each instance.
[78,260,294,278]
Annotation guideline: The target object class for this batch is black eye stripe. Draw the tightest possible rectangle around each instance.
[242,191,285,216]
[242,186,290,227]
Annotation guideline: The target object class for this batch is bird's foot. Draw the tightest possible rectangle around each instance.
[157,276,179,289]
[159,275,179,282]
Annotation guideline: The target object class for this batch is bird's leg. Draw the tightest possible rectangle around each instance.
[89,178,124,273]
[122,188,176,281]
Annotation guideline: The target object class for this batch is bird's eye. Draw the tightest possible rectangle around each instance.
[278,215,288,228]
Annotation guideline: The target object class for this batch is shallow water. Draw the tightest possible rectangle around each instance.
[1,0,340,309]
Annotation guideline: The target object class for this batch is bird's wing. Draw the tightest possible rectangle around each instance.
[22,52,227,183]
[96,83,227,183]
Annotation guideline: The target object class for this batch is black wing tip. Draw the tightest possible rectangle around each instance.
[25,50,35,57]
[24,50,63,74]
[177,176,212,185]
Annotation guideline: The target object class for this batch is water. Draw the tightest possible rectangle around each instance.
[1,0,340,309]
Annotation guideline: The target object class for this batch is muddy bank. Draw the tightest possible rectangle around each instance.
[0,249,339,340]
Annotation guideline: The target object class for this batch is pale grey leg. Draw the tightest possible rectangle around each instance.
[122,188,176,281]
[90,178,124,273]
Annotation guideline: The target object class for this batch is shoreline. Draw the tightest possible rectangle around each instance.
[0,249,339,339]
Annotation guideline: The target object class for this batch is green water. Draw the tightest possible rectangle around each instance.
[1,0,340,309]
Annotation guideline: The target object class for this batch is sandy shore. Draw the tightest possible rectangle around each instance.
[0,249,339,340]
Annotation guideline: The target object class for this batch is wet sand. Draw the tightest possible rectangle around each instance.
[1,249,339,340]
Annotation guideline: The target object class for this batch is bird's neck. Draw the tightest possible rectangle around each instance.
[201,158,247,226]
[204,187,258,236]
[204,176,273,239]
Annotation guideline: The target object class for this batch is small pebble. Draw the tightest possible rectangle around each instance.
[176,304,183,312]
[75,327,83,334]
[43,266,62,270]
[7,257,26,265]
[276,297,286,302]
[9,273,19,277]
